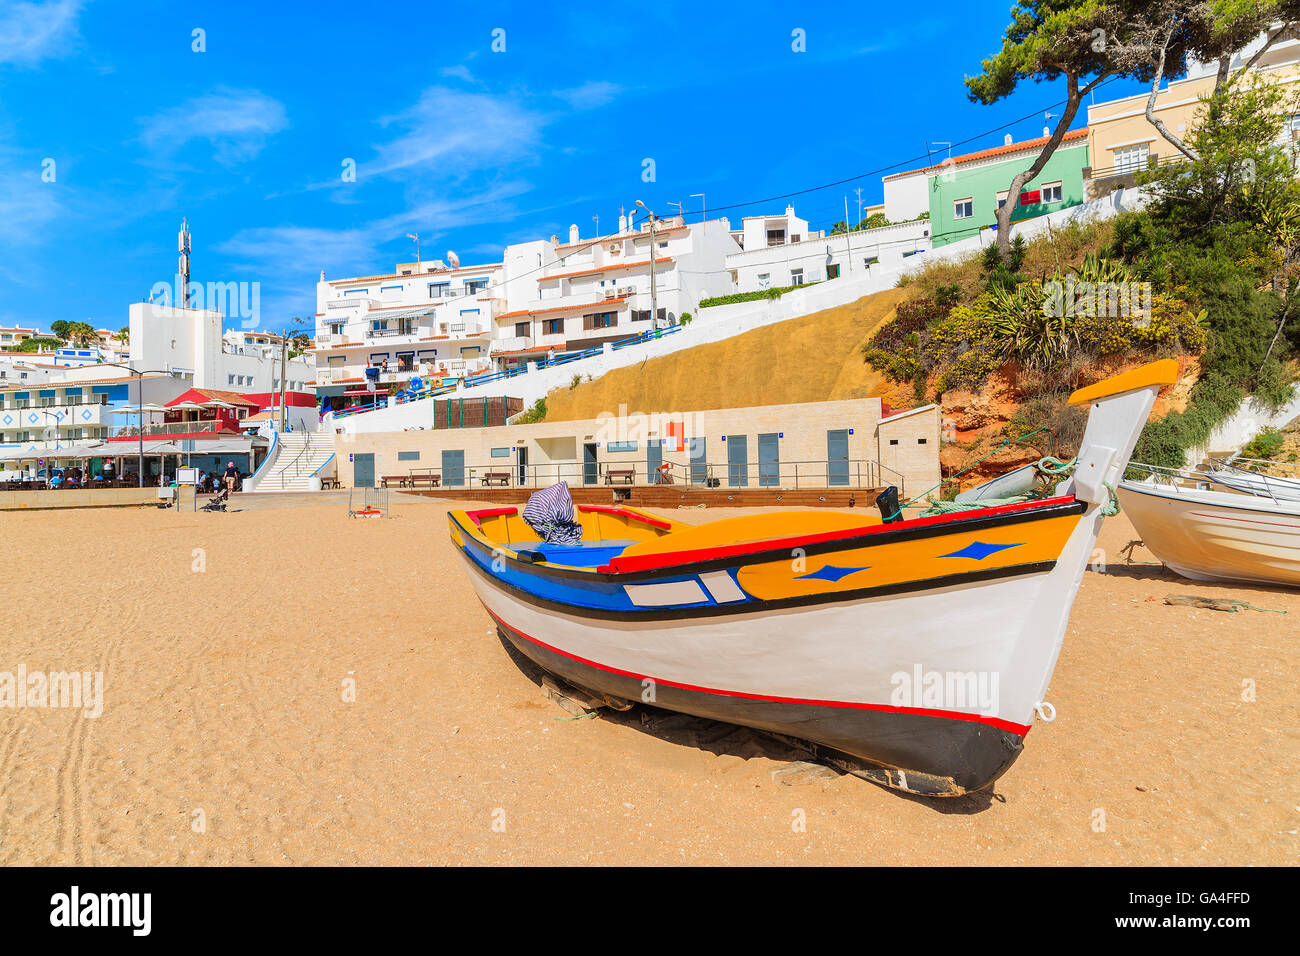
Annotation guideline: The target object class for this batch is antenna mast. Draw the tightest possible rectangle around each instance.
[178,218,192,308]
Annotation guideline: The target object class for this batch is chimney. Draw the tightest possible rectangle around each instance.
[569,223,579,244]
[1004,133,1012,146]
[1042,126,1050,137]
[618,213,627,234]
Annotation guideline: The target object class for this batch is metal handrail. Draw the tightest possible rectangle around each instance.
[423,456,891,491]
[278,428,315,489]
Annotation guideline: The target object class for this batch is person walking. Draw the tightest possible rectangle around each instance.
[223,460,239,496]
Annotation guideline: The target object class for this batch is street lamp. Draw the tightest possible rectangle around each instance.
[635,200,658,332]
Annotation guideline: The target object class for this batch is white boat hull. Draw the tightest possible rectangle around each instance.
[1117,482,1300,587]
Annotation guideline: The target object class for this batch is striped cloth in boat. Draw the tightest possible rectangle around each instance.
[521,481,585,545]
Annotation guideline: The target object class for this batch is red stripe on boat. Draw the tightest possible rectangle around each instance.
[577,504,674,529]
[487,609,1031,736]
[465,506,518,527]
[605,495,1080,573]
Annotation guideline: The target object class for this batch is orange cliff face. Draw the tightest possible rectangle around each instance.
[934,355,1200,493]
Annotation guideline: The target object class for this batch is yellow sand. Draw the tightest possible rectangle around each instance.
[0,494,1294,865]
[543,287,909,422]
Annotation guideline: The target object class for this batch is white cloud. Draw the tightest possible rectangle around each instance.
[367,86,543,179]
[0,0,83,67]
[555,81,621,110]
[440,64,477,84]
[138,88,288,165]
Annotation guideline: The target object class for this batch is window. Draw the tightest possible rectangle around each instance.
[889,438,899,446]
[428,282,450,298]
[766,229,786,246]
[757,272,771,289]
[228,374,236,385]
[791,268,804,286]
[918,438,927,444]
[490,447,511,458]
[996,191,1009,210]
[329,323,343,336]
[826,263,840,279]
[1113,143,1150,174]
[864,257,879,267]
[583,312,616,330]
[465,279,488,295]
[397,451,420,461]
[608,441,638,452]
[370,320,387,332]
[953,198,974,219]
[514,322,530,338]
[544,318,564,335]
[1041,181,1063,203]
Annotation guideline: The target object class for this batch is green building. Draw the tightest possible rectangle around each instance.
[882,128,1090,248]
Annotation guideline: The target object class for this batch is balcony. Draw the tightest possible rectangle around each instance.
[0,403,112,429]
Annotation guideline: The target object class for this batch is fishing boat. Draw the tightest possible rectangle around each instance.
[449,360,1178,795]
[1118,466,1300,587]
[1204,459,1300,504]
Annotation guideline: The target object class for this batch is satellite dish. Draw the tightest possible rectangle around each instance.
[447,250,460,269]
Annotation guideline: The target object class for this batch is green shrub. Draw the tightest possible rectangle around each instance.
[515,398,547,424]
[698,282,820,309]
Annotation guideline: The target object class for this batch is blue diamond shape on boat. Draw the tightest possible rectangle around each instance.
[940,540,1023,561]
[797,564,870,582]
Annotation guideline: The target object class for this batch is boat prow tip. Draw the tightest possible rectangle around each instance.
[1067,358,1180,406]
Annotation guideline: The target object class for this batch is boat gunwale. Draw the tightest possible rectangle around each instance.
[448,495,1088,583]
[1118,478,1300,518]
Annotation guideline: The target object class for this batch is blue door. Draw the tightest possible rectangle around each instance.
[726,435,748,487]
[689,437,708,485]
[758,433,779,487]
[583,443,599,485]
[442,449,465,487]
[827,430,850,487]
[647,439,662,484]
[353,453,375,489]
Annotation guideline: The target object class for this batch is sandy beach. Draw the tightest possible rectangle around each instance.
[0,492,1295,865]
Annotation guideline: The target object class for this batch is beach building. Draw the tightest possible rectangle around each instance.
[336,396,940,500]
[490,216,737,370]
[724,205,931,292]
[1084,25,1300,199]
[882,128,1089,247]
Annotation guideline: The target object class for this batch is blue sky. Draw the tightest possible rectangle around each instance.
[0,0,1148,335]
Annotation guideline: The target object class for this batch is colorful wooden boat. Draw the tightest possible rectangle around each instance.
[449,361,1179,795]
[1117,474,1300,587]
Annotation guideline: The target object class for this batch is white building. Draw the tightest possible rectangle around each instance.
[725,205,931,292]
[311,259,504,411]
[311,213,740,407]
[489,216,738,368]
[130,303,313,393]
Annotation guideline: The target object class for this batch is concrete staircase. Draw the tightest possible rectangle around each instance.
[250,430,336,493]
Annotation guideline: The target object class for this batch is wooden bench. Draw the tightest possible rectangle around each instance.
[379,474,407,488]
[320,477,341,490]
[407,473,441,488]
[604,468,635,485]
[480,472,511,487]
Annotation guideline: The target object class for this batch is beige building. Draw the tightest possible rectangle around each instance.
[1086,29,1300,198]
[0,326,37,348]
[338,398,940,498]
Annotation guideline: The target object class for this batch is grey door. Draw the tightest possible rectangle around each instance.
[647,439,662,484]
[353,453,375,489]
[583,443,598,485]
[827,430,850,487]
[442,449,465,487]
[726,435,748,487]
[758,433,779,487]
[689,437,708,485]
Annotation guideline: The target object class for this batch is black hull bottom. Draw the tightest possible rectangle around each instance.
[496,624,1026,796]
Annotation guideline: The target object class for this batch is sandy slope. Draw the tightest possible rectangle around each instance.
[0,493,1294,865]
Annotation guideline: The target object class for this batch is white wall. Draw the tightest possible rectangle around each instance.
[883,170,929,221]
